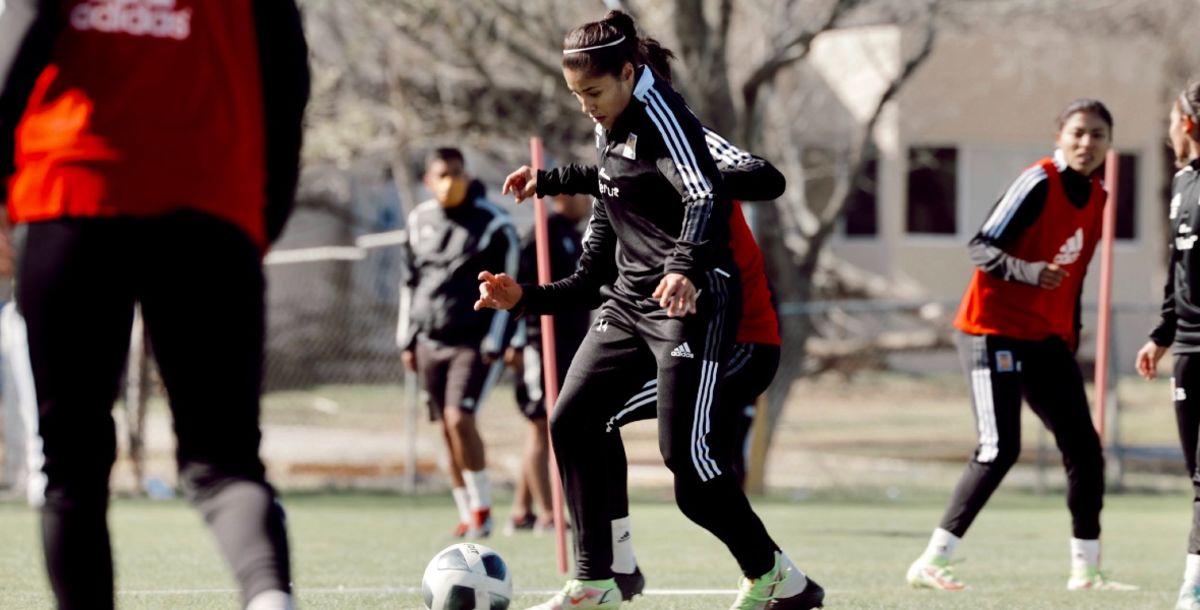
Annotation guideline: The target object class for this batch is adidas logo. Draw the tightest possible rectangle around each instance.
[617,532,631,543]
[1053,227,1084,265]
[670,342,694,358]
[70,0,192,40]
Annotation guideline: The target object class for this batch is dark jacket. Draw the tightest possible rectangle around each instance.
[1151,158,1200,352]
[398,181,519,355]
[532,65,732,305]
[510,212,591,357]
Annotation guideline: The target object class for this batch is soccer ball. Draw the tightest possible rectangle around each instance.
[422,542,513,610]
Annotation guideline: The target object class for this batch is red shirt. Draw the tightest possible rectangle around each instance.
[730,202,781,345]
[8,0,267,246]
[954,158,1105,344]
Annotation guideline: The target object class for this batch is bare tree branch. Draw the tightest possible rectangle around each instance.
[803,0,940,263]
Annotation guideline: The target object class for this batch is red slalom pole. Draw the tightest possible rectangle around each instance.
[1093,150,1119,440]
[530,137,568,574]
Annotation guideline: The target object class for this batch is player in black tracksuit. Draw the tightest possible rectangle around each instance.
[1137,83,1200,610]
[477,11,822,610]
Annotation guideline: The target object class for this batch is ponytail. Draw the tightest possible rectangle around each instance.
[562,10,676,81]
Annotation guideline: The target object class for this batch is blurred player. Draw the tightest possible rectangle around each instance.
[1,299,45,507]
[1135,81,1200,610]
[398,148,519,538]
[505,193,591,535]
[0,1,309,609]
[906,99,1135,592]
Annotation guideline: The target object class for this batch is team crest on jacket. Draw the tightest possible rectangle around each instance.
[1053,228,1085,265]
[622,133,638,160]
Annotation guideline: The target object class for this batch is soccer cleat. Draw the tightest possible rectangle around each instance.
[505,513,538,536]
[526,579,620,610]
[1176,585,1200,610]
[452,522,471,538]
[1066,567,1138,591]
[906,556,966,591]
[769,553,823,610]
[731,552,823,610]
[472,507,493,538]
[613,567,645,601]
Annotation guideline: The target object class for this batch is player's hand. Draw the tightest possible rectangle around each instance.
[652,273,697,318]
[1038,263,1069,290]
[402,349,416,372]
[1135,340,1168,380]
[475,271,523,310]
[501,166,538,204]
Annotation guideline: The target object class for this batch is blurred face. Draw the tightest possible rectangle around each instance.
[425,158,468,208]
[1055,111,1110,175]
[552,193,591,223]
[564,63,635,131]
[1168,100,1200,169]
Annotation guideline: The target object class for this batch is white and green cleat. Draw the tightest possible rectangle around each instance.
[906,556,966,591]
[1177,585,1200,610]
[1066,567,1138,591]
[729,552,824,610]
[525,579,620,610]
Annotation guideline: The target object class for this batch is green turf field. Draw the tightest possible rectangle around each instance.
[0,489,1190,609]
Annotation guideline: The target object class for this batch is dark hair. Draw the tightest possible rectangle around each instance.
[426,147,464,169]
[1179,81,1200,120]
[1056,98,1113,132]
[562,10,675,80]
[639,36,677,84]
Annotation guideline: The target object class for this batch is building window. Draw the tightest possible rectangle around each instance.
[1114,153,1137,240]
[906,147,958,235]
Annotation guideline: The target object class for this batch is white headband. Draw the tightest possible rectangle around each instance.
[563,36,626,55]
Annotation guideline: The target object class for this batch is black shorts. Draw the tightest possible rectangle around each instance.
[415,340,501,421]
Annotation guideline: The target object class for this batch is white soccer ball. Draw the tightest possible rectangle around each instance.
[422,542,513,610]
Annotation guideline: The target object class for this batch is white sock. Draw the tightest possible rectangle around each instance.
[1184,554,1200,587]
[775,552,810,598]
[451,487,471,524]
[463,469,491,510]
[246,590,294,610]
[1070,538,1100,573]
[921,528,960,562]
[611,516,636,574]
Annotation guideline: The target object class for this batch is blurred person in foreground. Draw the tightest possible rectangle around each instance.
[504,192,591,536]
[1135,81,1200,610]
[398,147,519,538]
[0,1,310,609]
[906,99,1135,593]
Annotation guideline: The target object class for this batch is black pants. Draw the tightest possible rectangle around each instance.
[1173,354,1200,554]
[19,213,291,610]
[939,332,1104,539]
[607,342,780,489]
[551,272,777,580]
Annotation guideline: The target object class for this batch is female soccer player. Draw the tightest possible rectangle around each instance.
[1135,81,1200,610]
[478,10,822,610]
[906,99,1135,592]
